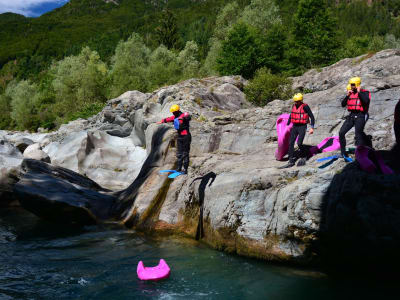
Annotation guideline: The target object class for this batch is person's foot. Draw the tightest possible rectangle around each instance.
[297,158,306,166]
[278,162,295,169]
[181,169,188,175]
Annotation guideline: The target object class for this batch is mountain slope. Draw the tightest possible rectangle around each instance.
[0,0,228,70]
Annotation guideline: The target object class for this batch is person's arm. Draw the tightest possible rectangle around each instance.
[341,95,349,107]
[162,115,176,123]
[304,105,315,128]
[358,91,370,106]
[287,114,292,126]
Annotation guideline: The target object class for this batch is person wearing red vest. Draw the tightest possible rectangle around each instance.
[157,104,191,174]
[339,77,371,160]
[279,93,315,169]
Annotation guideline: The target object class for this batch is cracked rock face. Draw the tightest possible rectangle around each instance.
[2,51,400,267]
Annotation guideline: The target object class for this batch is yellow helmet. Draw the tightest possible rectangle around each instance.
[348,77,361,87]
[170,104,180,113]
[293,93,303,102]
[346,84,352,91]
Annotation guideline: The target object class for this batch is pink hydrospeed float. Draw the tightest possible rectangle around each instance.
[137,259,171,281]
[355,145,394,175]
[275,114,294,161]
[309,136,341,156]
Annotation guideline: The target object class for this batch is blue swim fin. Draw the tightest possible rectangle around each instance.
[343,156,353,162]
[159,170,178,174]
[168,172,183,179]
[317,155,340,162]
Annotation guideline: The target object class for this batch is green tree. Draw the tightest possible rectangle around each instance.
[216,22,263,79]
[109,33,150,97]
[8,80,40,130]
[178,41,200,79]
[244,67,293,106]
[260,24,287,73]
[0,93,14,129]
[290,0,339,68]
[148,45,180,90]
[155,9,181,50]
[241,0,281,34]
[201,2,241,76]
[50,47,108,123]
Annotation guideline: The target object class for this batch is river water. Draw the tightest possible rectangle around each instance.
[0,207,393,299]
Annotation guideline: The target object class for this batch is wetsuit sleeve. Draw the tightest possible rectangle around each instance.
[287,114,291,126]
[303,105,315,128]
[359,91,370,106]
[162,115,175,123]
[341,95,349,107]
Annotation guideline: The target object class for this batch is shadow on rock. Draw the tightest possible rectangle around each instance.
[316,149,400,279]
[13,126,171,226]
[190,172,217,240]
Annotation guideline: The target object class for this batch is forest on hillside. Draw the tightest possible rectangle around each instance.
[1,0,400,131]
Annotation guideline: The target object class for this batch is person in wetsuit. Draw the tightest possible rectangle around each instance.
[157,104,191,174]
[279,93,315,169]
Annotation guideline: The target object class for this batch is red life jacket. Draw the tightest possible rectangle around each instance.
[347,89,371,113]
[291,103,309,124]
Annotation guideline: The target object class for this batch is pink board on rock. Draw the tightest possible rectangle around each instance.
[137,259,171,281]
[275,114,293,161]
[309,136,341,156]
[355,145,394,175]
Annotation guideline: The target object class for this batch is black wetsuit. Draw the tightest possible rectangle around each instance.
[287,104,315,163]
[339,91,370,156]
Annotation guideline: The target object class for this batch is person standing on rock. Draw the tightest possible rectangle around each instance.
[339,77,371,161]
[279,93,315,169]
[157,104,191,174]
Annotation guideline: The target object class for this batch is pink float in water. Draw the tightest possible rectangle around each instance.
[137,259,171,281]
[275,114,293,161]
[309,136,341,156]
[355,145,394,175]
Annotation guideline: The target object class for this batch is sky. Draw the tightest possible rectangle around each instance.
[0,0,69,17]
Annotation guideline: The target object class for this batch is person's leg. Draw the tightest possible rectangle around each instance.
[296,125,307,158]
[182,134,191,173]
[354,114,367,147]
[339,116,354,156]
[176,137,184,171]
[279,127,299,169]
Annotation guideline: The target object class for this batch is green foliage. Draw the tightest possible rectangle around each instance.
[66,102,105,122]
[0,93,14,129]
[290,0,339,68]
[155,9,181,50]
[50,47,108,125]
[148,45,180,90]
[244,67,292,106]
[178,41,200,79]
[8,80,40,130]
[241,0,281,33]
[216,22,263,79]
[1,0,400,132]
[108,33,150,98]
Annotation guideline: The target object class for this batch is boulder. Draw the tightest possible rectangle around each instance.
[23,143,51,163]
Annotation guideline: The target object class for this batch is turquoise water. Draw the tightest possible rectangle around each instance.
[0,208,392,299]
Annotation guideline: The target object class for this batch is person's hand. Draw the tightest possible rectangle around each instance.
[156,121,163,124]
[309,128,314,134]
[347,90,352,96]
